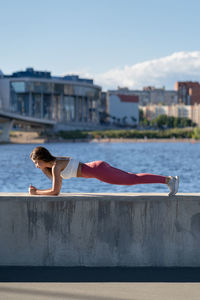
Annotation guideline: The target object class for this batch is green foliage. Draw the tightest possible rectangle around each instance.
[122,116,127,124]
[139,109,150,126]
[55,128,194,140]
[150,115,196,129]
[192,127,200,140]
[139,109,144,121]
[153,115,169,129]
[57,130,89,139]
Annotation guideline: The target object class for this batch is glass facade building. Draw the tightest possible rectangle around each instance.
[1,68,101,126]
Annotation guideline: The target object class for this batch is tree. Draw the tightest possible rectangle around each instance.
[131,116,137,123]
[139,109,144,122]
[154,115,168,129]
[167,116,175,128]
[192,127,200,139]
[122,116,127,125]
[150,114,195,129]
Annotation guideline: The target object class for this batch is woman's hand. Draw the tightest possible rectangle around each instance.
[29,185,37,195]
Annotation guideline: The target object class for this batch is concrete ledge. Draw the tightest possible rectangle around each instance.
[0,193,200,267]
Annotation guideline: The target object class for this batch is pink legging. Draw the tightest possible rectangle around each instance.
[81,161,166,185]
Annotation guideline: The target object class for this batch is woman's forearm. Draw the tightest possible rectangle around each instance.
[35,188,60,195]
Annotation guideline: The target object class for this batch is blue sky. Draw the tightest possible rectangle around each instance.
[1,0,200,90]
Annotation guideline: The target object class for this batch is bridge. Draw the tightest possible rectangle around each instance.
[0,110,56,142]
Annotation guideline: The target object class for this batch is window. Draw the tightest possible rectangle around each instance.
[32,94,41,118]
[11,81,26,93]
[63,96,75,121]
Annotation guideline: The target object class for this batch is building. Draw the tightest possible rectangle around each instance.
[0,68,102,130]
[141,104,192,121]
[98,91,109,124]
[175,81,200,105]
[141,105,168,121]
[190,103,200,126]
[116,86,177,106]
[142,86,178,106]
[141,103,200,126]
[107,91,139,126]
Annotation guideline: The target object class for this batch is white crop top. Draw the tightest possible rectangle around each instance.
[60,158,79,179]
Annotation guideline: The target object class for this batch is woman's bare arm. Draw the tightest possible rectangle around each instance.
[30,165,63,195]
[42,167,52,179]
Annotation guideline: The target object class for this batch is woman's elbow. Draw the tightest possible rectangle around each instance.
[51,189,60,196]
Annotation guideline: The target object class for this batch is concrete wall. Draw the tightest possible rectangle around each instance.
[0,193,200,267]
[0,79,10,110]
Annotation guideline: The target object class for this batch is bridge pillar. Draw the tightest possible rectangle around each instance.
[0,120,14,142]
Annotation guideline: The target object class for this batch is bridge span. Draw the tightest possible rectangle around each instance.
[0,110,55,142]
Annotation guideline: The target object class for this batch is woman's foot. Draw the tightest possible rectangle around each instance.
[167,176,179,196]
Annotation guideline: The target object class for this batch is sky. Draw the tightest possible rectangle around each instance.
[1,0,200,90]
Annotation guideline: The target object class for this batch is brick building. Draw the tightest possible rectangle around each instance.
[175,81,200,105]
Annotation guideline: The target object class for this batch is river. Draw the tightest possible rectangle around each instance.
[0,141,199,193]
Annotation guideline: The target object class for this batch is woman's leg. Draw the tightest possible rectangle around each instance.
[81,161,167,185]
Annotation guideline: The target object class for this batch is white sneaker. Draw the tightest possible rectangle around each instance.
[168,176,179,196]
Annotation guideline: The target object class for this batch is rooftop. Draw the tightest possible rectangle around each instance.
[3,67,93,84]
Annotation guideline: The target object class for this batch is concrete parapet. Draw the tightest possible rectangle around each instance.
[0,193,200,267]
[0,119,13,142]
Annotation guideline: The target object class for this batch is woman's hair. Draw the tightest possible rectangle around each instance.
[30,146,56,162]
[30,147,56,179]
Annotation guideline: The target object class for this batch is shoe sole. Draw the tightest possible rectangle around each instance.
[174,176,179,194]
[168,176,179,196]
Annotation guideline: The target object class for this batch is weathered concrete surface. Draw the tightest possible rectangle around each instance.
[0,193,200,267]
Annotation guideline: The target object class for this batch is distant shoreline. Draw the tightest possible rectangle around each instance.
[2,138,198,144]
[10,137,199,144]
[84,138,198,143]
[4,130,199,144]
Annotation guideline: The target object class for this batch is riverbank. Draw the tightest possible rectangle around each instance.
[88,137,198,143]
[10,131,46,144]
[8,130,199,144]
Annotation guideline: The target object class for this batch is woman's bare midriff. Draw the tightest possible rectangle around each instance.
[77,162,83,177]
[58,158,83,178]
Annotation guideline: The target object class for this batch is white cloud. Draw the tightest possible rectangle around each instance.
[70,51,200,91]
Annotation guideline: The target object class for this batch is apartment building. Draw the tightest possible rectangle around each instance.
[116,86,177,106]
[175,81,200,105]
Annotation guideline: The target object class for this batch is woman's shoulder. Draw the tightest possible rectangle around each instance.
[53,157,70,173]
[56,156,71,161]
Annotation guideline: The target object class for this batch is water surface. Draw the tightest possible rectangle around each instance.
[0,142,199,193]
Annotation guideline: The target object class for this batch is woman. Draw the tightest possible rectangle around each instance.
[29,146,179,196]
